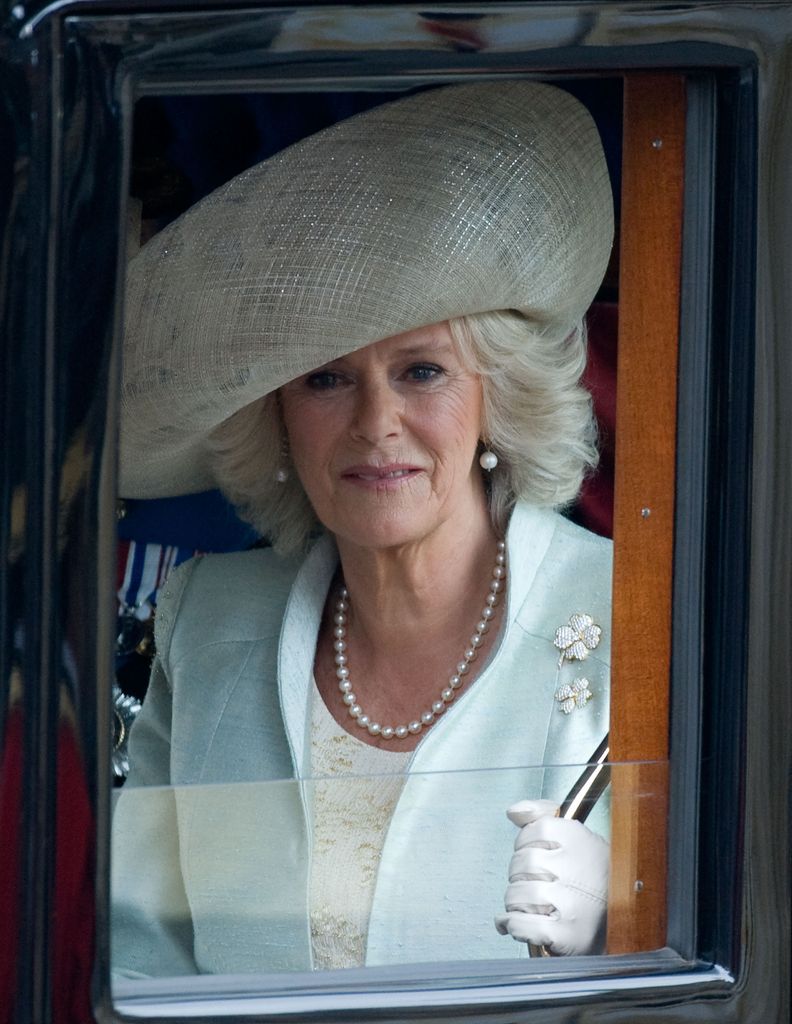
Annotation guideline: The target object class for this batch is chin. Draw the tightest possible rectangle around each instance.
[331,508,438,552]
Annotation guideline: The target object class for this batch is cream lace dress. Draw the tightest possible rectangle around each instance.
[309,681,411,969]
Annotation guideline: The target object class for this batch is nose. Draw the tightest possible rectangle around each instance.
[350,376,403,444]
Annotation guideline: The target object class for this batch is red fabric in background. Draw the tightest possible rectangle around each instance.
[53,715,95,1023]
[0,703,95,1024]
[0,707,22,1024]
[577,301,618,539]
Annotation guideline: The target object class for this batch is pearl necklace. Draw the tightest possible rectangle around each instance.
[333,541,506,740]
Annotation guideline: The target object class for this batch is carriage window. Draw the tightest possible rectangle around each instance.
[105,63,693,1005]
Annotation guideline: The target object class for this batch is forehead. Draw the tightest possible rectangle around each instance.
[332,322,457,366]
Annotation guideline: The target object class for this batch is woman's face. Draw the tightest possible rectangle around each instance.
[278,323,486,551]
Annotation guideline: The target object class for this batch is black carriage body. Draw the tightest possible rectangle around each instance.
[0,2,788,1022]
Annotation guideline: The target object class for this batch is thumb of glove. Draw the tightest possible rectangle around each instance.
[506,799,560,829]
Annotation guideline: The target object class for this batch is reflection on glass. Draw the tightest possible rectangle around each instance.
[112,760,618,979]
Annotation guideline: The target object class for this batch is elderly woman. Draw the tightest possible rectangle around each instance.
[112,81,613,978]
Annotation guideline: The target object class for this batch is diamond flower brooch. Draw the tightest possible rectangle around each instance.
[555,678,594,714]
[553,612,602,665]
[552,612,602,714]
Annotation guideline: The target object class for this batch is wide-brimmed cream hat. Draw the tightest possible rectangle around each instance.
[121,81,613,498]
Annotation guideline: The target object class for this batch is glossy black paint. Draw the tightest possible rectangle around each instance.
[0,3,789,1023]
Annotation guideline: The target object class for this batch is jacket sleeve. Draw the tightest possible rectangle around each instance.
[111,561,200,979]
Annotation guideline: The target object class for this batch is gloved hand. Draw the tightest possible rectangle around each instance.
[494,799,609,955]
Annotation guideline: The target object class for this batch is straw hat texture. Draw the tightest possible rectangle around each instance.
[121,81,613,498]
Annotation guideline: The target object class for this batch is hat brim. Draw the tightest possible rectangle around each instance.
[121,81,613,498]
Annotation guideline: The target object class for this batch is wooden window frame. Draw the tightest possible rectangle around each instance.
[608,72,686,953]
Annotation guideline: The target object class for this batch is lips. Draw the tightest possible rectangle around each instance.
[354,468,412,481]
[341,463,422,483]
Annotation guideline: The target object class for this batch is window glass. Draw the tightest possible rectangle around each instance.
[112,763,616,981]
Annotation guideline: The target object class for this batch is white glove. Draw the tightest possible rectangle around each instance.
[494,799,609,956]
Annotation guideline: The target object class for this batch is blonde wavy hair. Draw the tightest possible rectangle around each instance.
[207,310,598,555]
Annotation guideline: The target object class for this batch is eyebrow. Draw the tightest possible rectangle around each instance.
[315,339,456,373]
[393,342,455,358]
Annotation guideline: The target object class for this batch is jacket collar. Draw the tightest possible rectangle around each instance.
[277,532,338,775]
[502,502,557,622]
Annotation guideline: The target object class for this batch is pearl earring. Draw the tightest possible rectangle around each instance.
[479,449,498,471]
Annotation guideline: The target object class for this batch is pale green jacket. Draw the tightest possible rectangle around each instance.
[112,503,611,977]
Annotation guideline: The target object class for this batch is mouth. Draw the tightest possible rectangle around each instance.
[341,464,422,486]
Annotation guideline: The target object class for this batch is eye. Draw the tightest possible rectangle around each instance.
[405,363,443,382]
[305,370,344,391]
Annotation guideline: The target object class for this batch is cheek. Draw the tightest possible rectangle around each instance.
[280,395,338,469]
[283,416,334,512]
[421,386,483,458]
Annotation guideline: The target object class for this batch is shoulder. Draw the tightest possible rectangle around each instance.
[154,547,303,663]
[547,509,612,575]
[510,502,611,580]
